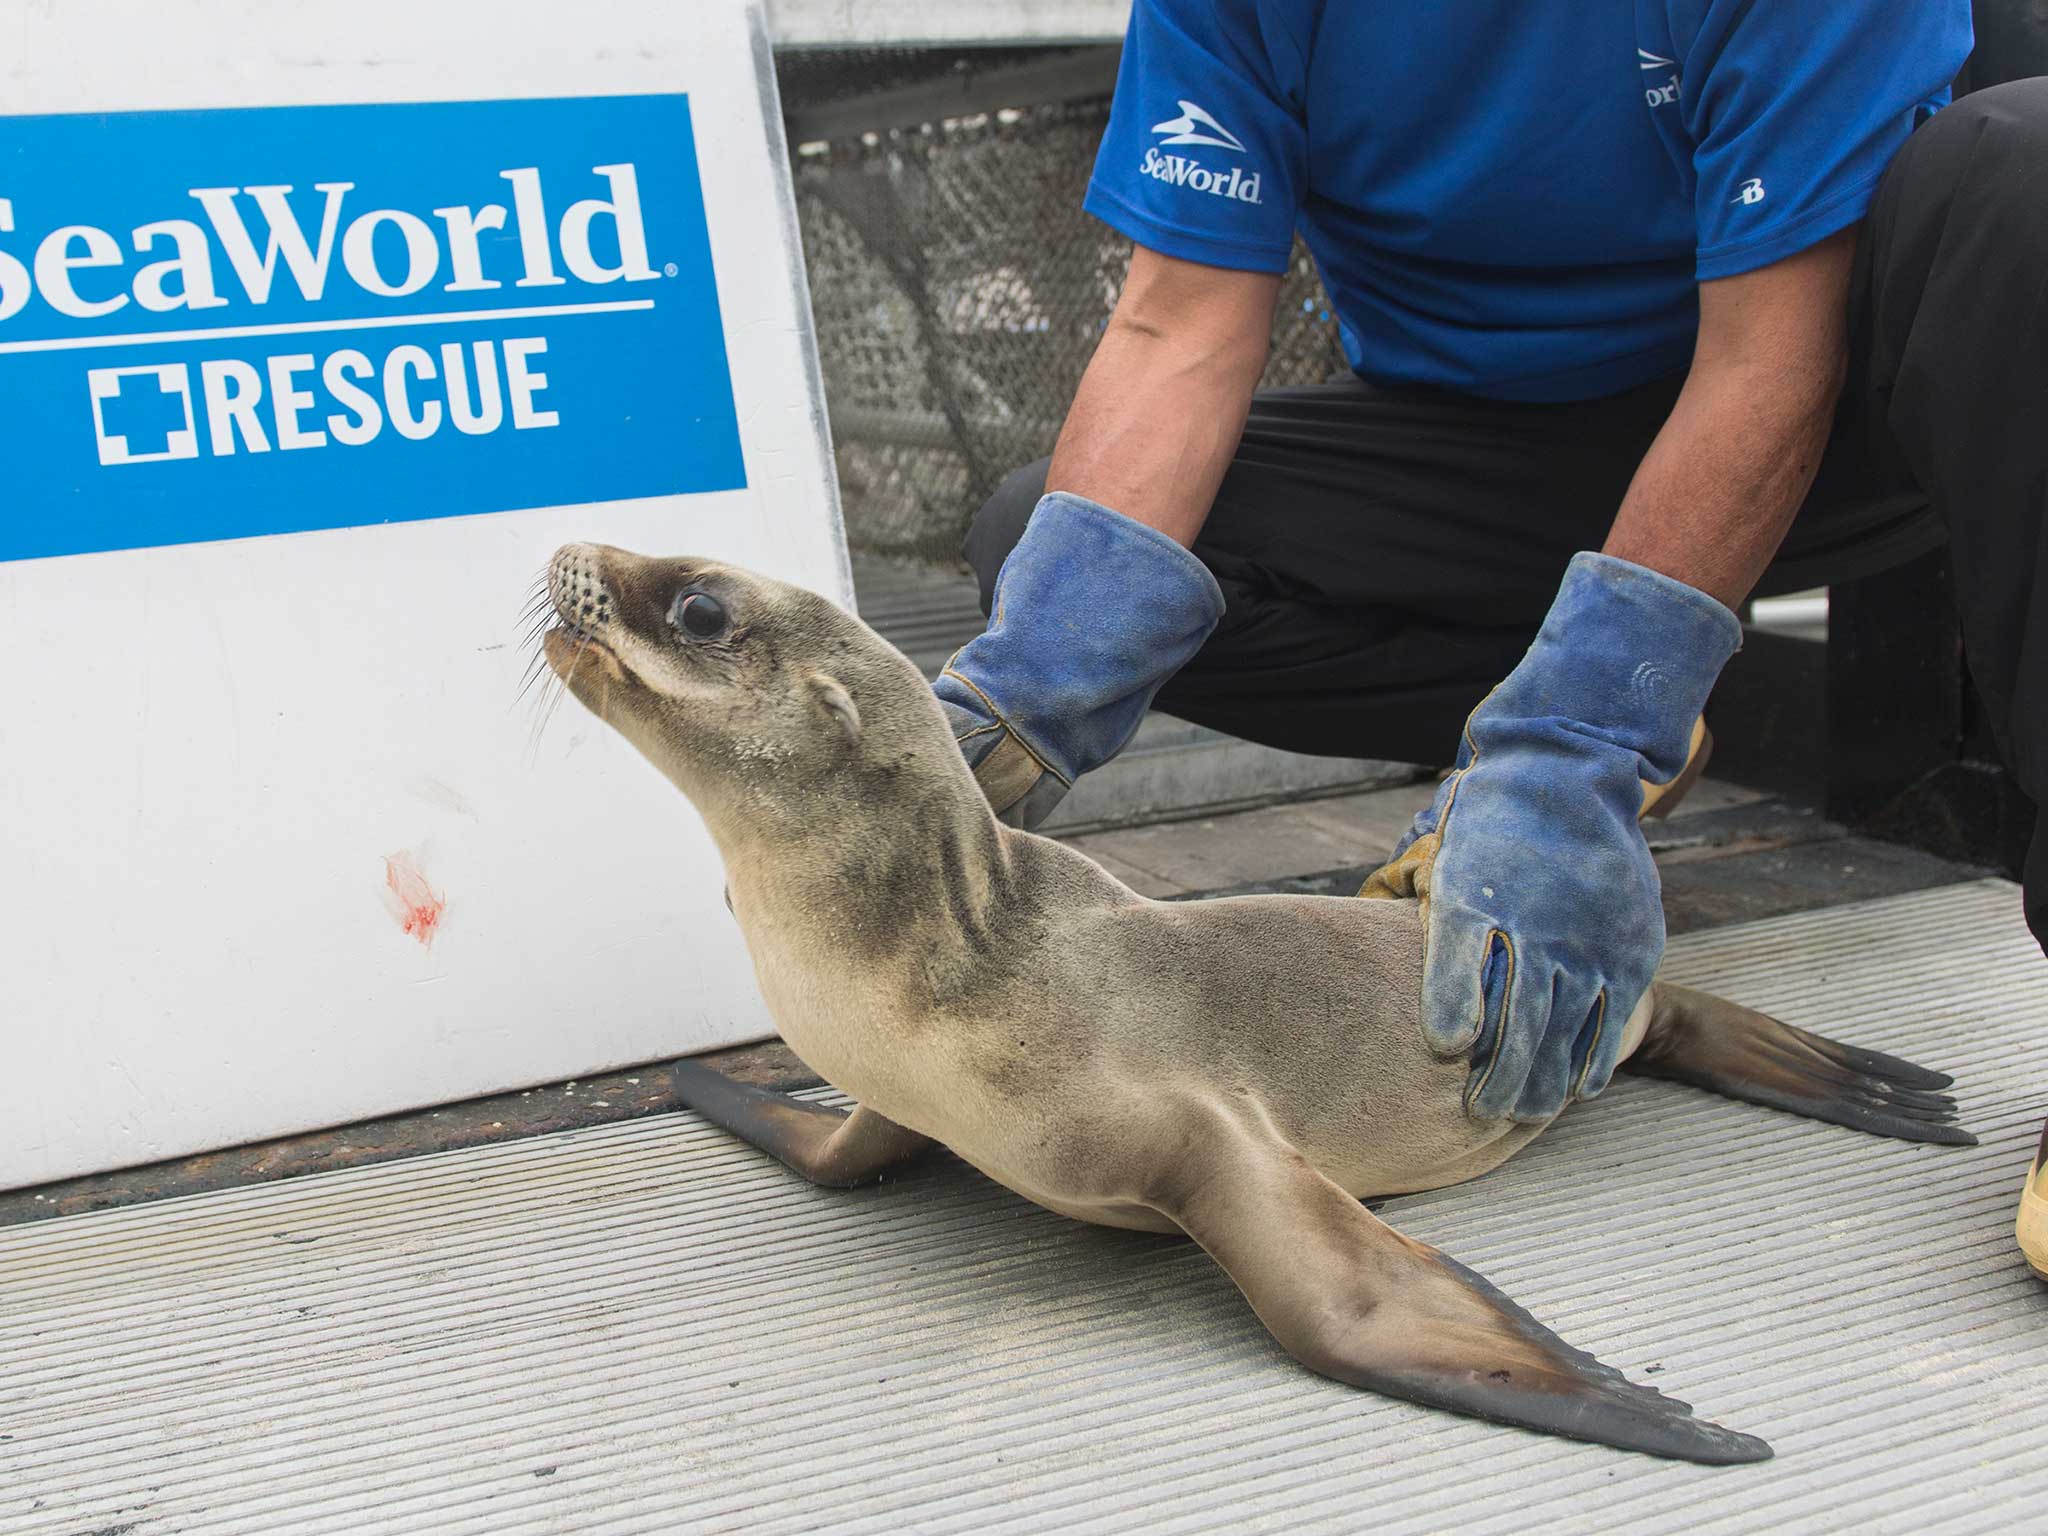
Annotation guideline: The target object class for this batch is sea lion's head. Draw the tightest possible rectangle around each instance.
[537,543,962,836]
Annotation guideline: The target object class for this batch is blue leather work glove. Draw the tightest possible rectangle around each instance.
[1361,553,1743,1123]
[935,491,1225,829]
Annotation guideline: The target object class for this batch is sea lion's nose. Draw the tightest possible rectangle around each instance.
[549,543,617,633]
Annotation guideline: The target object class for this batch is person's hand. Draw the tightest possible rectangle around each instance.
[935,492,1224,829]
[1362,553,1742,1122]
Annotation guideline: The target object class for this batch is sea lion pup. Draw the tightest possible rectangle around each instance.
[537,542,1973,1465]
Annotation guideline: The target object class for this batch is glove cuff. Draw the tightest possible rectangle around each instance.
[1496,552,1743,784]
[935,492,1225,784]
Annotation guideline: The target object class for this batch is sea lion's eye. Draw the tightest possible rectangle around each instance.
[671,589,728,640]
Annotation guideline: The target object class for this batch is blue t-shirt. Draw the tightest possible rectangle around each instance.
[1084,1,1974,401]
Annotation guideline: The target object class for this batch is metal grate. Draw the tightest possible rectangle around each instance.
[784,49,1346,564]
[5,880,2044,1533]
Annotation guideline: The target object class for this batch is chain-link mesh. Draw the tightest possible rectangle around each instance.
[785,60,1345,565]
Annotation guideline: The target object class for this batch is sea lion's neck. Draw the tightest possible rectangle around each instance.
[700,745,1017,962]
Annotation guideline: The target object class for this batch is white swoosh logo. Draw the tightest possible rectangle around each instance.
[1150,100,1246,152]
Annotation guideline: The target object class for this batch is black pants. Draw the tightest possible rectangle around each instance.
[965,79,2048,946]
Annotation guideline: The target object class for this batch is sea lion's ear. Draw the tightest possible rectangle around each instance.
[809,673,862,747]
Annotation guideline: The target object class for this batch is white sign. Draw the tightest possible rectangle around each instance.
[0,0,849,1188]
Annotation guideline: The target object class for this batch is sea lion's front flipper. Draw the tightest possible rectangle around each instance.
[1623,983,1977,1146]
[1155,1119,1771,1464]
[670,1059,934,1188]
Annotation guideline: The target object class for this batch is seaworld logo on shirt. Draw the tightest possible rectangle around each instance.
[1141,100,1262,204]
[1139,148,1264,204]
[1151,100,1245,151]
[1639,47,1681,108]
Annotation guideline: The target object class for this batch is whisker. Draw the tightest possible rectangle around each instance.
[512,647,552,707]
[548,638,591,715]
[525,675,562,764]
[547,634,592,715]
[521,639,562,735]
[561,631,592,683]
[530,688,563,762]
[520,587,565,631]
[512,575,558,681]
[528,631,591,761]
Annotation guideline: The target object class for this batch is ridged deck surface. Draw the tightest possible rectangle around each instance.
[5,881,2044,1533]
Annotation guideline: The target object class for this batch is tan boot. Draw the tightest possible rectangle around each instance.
[2021,1115,2048,1282]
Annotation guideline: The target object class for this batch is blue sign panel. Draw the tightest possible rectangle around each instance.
[0,94,746,562]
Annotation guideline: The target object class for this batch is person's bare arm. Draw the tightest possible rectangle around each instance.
[1045,245,1283,547]
[1603,228,1859,609]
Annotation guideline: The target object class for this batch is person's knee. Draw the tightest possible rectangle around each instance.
[962,459,1049,615]
[1954,72,2048,130]
[1868,77,2048,317]
[1899,77,2048,194]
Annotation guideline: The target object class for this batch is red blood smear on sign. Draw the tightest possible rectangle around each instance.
[384,852,447,948]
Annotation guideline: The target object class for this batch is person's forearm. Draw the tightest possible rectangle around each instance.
[1602,351,1843,609]
[1604,230,1857,610]
[1046,254,1278,547]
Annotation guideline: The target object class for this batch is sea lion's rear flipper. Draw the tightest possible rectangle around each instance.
[669,1059,934,1188]
[1155,1120,1772,1464]
[1623,983,1977,1146]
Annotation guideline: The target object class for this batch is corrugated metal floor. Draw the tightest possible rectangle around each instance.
[5,881,2044,1535]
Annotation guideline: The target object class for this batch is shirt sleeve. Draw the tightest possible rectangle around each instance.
[1082,0,1310,273]
[1677,0,1973,281]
